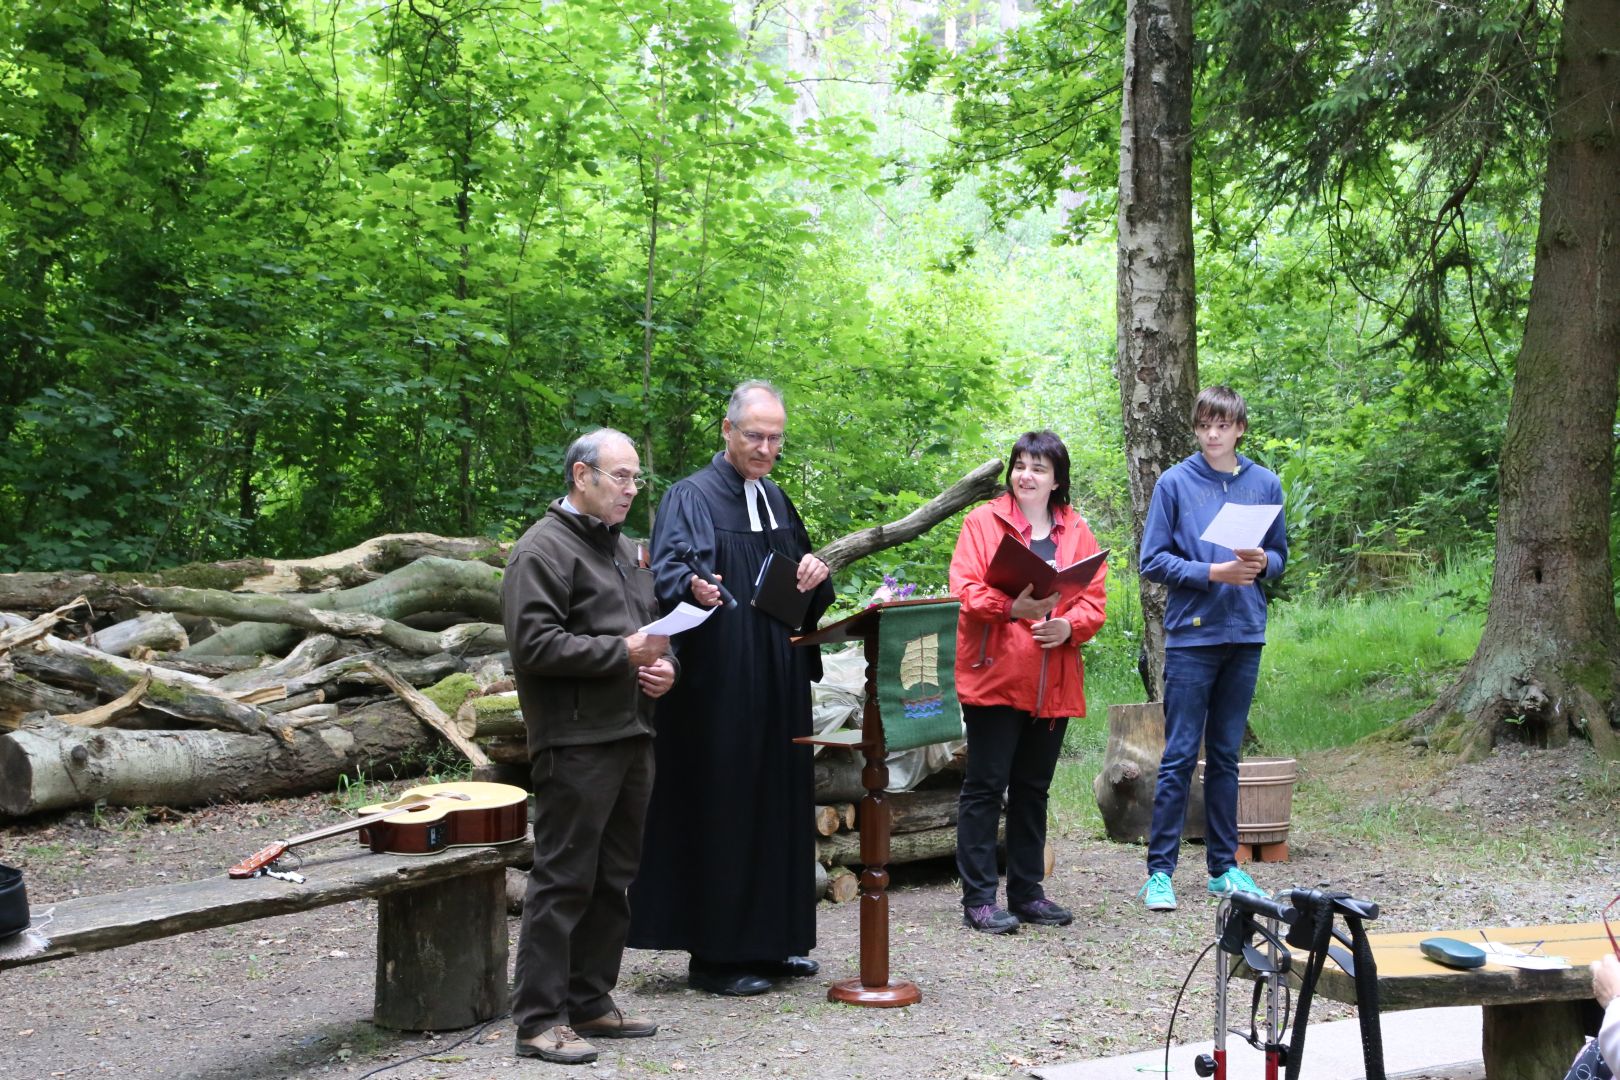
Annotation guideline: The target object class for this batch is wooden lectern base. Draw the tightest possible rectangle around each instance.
[828,976,922,1008]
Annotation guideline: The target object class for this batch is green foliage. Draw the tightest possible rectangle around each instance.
[0,0,1570,636]
[894,0,1124,240]
[333,767,387,811]
[896,0,1558,596]
[1,0,982,569]
[1249,557,1489,752]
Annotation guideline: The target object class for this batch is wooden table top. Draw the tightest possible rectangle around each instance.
[1311,922,1611,1010]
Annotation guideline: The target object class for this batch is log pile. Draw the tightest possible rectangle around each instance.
[0,539,516,819]
[811,763,1056,895]
[814,785,968,878]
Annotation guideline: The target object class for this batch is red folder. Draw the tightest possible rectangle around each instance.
[983,533,1108,603]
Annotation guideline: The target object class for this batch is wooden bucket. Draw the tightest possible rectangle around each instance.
[1194,755,1297,845]
[1233,756,1296,845]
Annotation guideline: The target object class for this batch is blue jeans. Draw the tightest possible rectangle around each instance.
[1147,643,1263,878]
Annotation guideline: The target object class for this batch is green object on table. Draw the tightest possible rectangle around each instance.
[1421,937,1487,969]
[874,599,963,752]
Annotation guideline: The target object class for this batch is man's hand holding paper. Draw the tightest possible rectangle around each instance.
[639,601,718,636]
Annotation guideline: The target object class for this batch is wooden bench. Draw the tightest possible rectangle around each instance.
[0,837,530,1031]
[1308,921,1608,1080]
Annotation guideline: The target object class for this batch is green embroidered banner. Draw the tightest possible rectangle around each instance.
[875,600,963,752]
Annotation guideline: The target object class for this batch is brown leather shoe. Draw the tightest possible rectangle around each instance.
[514,1026,598,1064]
[574,1007,658,1039]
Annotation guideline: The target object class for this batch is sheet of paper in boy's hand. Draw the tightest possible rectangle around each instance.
[1199,502,1283,551]
[639,602,716,636]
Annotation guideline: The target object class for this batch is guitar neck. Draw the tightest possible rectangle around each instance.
[281,800,435,851]
[229,796,443,877]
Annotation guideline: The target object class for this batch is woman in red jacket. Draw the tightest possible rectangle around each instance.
[949,431,1107,933]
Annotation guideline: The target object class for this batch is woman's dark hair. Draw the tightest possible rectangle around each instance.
[1003,430,1071,511]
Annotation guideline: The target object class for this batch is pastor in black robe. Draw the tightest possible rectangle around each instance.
[626,452,834,964]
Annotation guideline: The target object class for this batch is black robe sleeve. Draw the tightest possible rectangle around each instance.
[649,480,717,616]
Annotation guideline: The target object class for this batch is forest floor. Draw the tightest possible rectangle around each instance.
[2,738,1617,1080]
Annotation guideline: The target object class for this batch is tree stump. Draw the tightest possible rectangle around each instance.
[1093,701,1205,843]
[374,865,508,1030]
[1094,702,1163,843]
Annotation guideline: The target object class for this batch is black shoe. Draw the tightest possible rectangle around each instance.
[1010,897,1074,927]
[962,903,1020,934]
[751,956,819,978]
[688,959,772,997]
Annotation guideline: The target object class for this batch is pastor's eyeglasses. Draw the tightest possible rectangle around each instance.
[588,465,647,491]
[739,430,785,447]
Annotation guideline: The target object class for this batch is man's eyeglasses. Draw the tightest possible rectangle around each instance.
[588,465,647,491]
[738,430,785,447]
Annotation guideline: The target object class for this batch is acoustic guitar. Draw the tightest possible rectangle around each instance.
[228,781,528,879]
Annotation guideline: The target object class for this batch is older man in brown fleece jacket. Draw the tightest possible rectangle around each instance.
[501,427,676,1066]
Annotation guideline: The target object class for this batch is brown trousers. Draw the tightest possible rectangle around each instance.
[511,735,654,1037]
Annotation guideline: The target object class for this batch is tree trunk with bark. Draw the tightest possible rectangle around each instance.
[1405,0,1620,760]
[1117,0,1199,700]
[175,556,504,657]
[12,647,275,736]
[0,534,506,613]
[0,673,96,730]
[0,700,439,817]
[86,613,188,657]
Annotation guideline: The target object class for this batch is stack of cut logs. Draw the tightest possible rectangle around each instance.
[0,536,521,820]
[812,783,971,903]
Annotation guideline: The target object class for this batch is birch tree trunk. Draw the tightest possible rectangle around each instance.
[1116,0,1198,700]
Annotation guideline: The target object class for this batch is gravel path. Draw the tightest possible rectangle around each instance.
[2,741,1615,1080]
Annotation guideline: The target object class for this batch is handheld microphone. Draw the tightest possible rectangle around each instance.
[671,542,738,610]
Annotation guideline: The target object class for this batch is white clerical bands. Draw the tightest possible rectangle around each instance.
[743,479,778,533]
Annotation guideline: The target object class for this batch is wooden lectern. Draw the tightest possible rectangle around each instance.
[795,597,957,1008]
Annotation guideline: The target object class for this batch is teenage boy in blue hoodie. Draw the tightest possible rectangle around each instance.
[1136,386,1287,912]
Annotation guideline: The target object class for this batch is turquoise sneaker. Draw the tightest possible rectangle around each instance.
[1208,866,1262,898]
[1137,872,1177,911]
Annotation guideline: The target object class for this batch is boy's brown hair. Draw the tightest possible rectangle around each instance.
[1191,385,1248,430]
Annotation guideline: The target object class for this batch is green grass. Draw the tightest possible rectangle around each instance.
[1251,558,1486,753]
[1051,556,1491,829]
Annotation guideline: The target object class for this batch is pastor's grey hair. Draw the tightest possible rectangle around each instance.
[725,380,785,424]
[562,428,632,490]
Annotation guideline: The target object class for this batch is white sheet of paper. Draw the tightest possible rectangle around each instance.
[1199,502,1282,551]
[1478,942,1570,970]
[639,601,717,636]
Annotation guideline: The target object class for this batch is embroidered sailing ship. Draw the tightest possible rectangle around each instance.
[898,633,945,720]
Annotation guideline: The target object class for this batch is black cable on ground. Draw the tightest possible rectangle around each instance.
[1163,941,1218,1078]
[354,1010,514,1079]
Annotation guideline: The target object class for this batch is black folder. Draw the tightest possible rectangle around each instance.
[983,534,1108,603]
[752,550,813,630]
